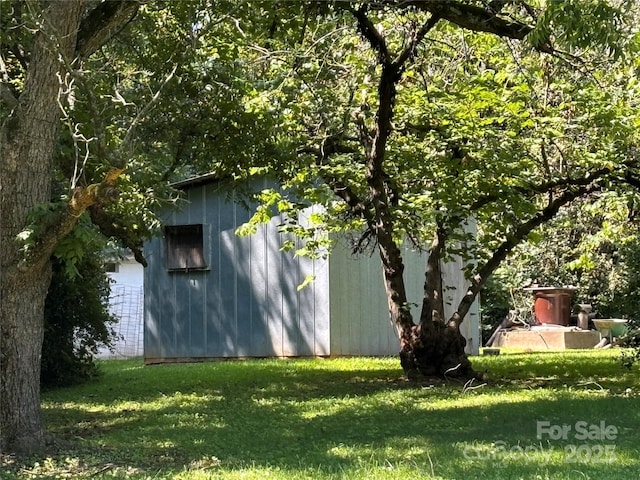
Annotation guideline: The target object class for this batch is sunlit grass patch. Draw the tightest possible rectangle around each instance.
[3,350,637,479]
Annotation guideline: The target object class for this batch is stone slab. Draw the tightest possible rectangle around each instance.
[493,329,602,350]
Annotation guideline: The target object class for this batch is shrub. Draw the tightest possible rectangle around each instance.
[41,252,118,388]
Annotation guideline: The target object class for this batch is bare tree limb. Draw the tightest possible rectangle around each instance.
[392,13,441,68]
[119,64,177,162]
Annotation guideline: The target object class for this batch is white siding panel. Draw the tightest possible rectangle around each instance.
[312,257,331,355]
[329,238,405,356]
[329,237,478,357]
[441,254,481,355]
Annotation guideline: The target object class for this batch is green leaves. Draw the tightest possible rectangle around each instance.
[531,0,636,59]
[224,1,640,282]
[297,274,316,291]
[53,214,105,279]
[19,0,638,323]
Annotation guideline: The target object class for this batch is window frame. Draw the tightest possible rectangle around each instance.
[164,223,209,272]
[104,262,119,273]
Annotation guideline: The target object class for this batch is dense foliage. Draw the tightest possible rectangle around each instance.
[41,249,117,388]
[224,3,640,355]
[481,193,640,341]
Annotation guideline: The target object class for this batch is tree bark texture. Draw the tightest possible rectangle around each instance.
[398,228,475,380]
[365,65,420,376]
[0,1,85,454]
[1,0,139,453]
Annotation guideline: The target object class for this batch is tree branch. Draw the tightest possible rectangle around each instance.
[348,5,392,65]
[297,138,371,219]
[405,0,531,38]
[392,13,440,68]
[296,135,360,158]
[18,168,125,272]
[452,182,601,325]
[75,0,140,59]
[389,0,552,52]
[0,83,18,108]
[420,223,447,332]
[119,64,177,162]
[470,164,630,211]
[88,203,147,266]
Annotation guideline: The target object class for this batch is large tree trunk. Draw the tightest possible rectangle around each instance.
[0,1,84,454]
[374,226,418,376]
[398,227,475,380]
[0,265,52,454]
[1,1,142,453]
[377,228,475,380]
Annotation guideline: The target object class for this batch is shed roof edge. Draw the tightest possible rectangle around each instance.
[170,173,231,190]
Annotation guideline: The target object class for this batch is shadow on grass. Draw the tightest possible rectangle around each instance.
[30,355,640,479]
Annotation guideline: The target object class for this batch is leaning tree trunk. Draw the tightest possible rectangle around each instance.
[374,224,419,376]
[0,1,84,454]
[364,64,425,379]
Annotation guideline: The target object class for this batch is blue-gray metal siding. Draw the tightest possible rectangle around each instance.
[144,179,330,361]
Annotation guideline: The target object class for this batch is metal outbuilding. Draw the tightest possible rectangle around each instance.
[143,174,480,363]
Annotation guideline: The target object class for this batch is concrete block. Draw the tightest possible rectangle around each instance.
[493,329,602,350]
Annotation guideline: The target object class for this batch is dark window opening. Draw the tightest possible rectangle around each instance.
[105,262,119,273]
[165,224,207,271]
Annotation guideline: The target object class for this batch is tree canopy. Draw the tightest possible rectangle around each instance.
[2,0,640,454]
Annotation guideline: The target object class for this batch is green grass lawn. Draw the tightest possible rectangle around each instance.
[2,350,639,479]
